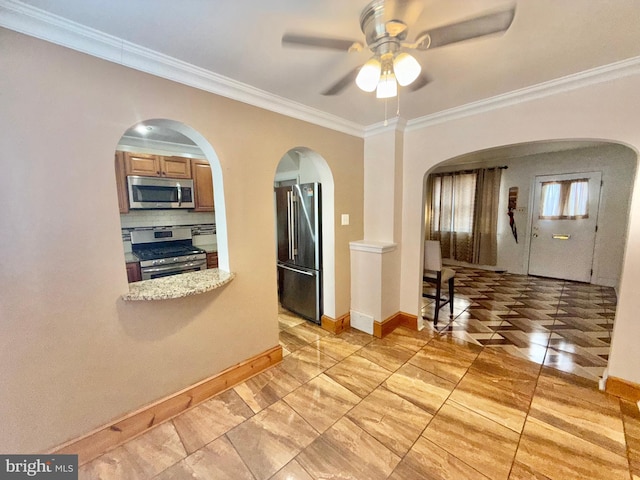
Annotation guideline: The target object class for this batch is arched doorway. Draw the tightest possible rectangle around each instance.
[274,148,336,323]
[419,139,636,381]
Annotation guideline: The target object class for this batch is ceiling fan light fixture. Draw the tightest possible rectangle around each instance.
[376,72,397,98]
[393,52,421,86]
[355,58,381,92]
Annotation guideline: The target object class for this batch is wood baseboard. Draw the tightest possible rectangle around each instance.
[321,312,350,334]
[606,376,640,402]
[373,312,419,338]
[51,345,282,465]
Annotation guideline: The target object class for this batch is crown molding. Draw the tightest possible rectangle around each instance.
[0,0,365,138]
[364,117,407,137]
[404,55,640,132]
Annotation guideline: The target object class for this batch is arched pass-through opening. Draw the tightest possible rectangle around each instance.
[115,118,229,282]
[274,147,336,323]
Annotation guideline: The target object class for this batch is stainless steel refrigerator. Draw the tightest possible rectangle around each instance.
[275,183,322,324]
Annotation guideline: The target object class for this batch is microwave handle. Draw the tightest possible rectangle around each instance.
[177,182,182,206]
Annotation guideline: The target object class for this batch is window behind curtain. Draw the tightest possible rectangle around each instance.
[539,179,589,219]
[427,168,502,265]
[428,172,477,263]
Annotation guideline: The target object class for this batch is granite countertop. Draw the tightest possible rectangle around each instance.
[122,269,235,301]
[196,243,218,253]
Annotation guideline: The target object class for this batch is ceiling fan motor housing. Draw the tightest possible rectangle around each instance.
[360,0,407,54]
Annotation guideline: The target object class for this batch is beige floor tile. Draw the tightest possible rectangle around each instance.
[508,461,553,479]
[233,364,302,413]
[226,400,318,480]
[172,389,254,454]
[621,400,640,473]
[409,336,482,383]
[389,436,491,480]
[422,401,520,480]
[467,348,540,398]
[448,369,530,433]
[324,354,392,398]
[356,337,418,372]
[347,386,433,456]
[296,417,400,480]
[381,326,430,352]
[285,322,330,344]
[383,363,456,414]
[515,416,629,480]
[80,422,187,480]
[315,334,363,361]
[269,459,313,480]
[279,344,338,384]
[153,436,254,480]
[528,376,626,457]
[283,374,360,433]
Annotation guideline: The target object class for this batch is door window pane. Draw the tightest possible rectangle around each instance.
[539,179,589,219]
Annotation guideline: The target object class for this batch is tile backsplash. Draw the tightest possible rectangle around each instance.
[120,209,216,247]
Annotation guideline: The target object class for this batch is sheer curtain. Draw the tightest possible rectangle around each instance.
[426,167,502,265]
[426,172,477,263]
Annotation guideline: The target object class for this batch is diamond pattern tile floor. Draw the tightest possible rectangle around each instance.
[422,267,615,382]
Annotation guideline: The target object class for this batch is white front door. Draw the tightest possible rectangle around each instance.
[528,172,602,282]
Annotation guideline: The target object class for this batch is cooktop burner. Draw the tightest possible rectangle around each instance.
[133,245,206,261]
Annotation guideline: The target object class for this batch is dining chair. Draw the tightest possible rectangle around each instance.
[422,240,456,326]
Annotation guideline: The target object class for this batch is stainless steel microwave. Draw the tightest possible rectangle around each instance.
[127,176,195,209]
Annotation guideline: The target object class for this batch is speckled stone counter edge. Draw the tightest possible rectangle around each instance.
[122,269,235,301]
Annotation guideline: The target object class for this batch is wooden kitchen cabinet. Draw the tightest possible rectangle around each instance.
[123,152,191,179]
[191,159,215,212]
[115,151,129,213]
[126,262,142,283]
[206,252,218,269]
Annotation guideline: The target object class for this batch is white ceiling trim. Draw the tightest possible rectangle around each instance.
[0,0,365,137]
[404,55,640,132]
[3,0,640,141]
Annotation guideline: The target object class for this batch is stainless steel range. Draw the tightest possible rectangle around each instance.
[131,227,207,280]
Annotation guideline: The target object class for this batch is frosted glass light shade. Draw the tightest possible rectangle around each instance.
[376,73,397,98]
[355,58,381,92]
[393,52,421,86]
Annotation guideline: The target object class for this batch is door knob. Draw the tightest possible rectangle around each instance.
[532,233,538,238]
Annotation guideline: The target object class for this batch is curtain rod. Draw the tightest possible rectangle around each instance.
[432,165,508,176]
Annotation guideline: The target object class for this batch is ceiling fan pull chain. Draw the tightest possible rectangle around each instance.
[396,87,400,118]
[384,97,388,126]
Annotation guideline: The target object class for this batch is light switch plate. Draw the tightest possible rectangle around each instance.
[341,214,350,226]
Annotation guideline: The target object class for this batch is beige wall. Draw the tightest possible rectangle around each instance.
[0,28,363,453]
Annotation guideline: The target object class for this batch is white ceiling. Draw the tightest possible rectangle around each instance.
[4,0,640,129]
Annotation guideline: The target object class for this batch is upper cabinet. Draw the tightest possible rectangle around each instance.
[191,159,215,212]
[124,152,191,179]
[115,151,129,214]
[115,151,214,213]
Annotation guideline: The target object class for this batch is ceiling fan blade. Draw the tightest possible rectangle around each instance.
[414,6,516,50]
[321,67,360,96]
[406,72,431,92]
[282,33,363,52]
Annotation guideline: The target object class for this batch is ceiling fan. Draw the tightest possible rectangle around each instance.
[282,0,516,98]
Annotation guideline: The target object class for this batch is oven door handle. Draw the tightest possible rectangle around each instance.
[143,261,205,274]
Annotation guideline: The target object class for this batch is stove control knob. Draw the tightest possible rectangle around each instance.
[174,257,179,263]
[158,259,165,265]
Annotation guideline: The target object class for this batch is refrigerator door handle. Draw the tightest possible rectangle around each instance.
[287,191,294,259]
[278,263,315,276]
